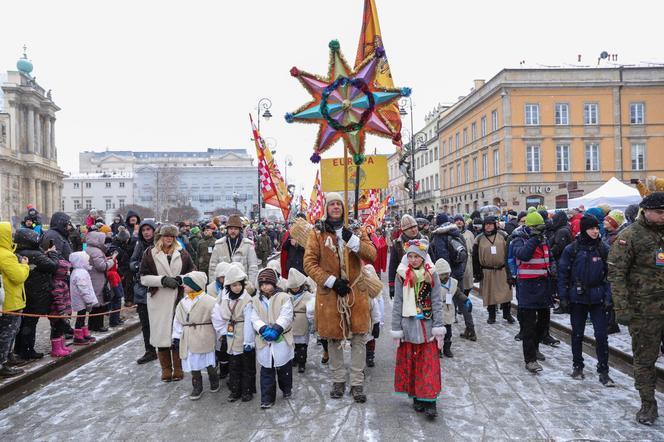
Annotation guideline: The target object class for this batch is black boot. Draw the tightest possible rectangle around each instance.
[541,334,560,347]
[366,351,375,367]
[571,366,584,380]
[350,385,367,403]
[136,350,157,365]
[330,382,345,399]
[443,340,453,358]
[219,361,230,379]
[207,365,220,392]
[637,399,658,426]
[412,398,425,412]
[190,371,203,400]
[460,326,477,341]
[487,306,496,324]
[425,401,438,419]
[501,303,515,324]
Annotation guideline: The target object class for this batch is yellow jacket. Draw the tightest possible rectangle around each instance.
[0,222,30,312]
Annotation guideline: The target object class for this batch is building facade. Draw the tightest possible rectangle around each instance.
[437,67,664,213]
[0,52,63,223]
[386,151,406,219]
[61,172,134,221]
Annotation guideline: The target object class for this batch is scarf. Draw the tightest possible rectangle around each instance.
[325,218,343,231]
[402,264,432,318]
[187,289,203,301]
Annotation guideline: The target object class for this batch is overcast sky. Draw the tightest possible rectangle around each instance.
[1,0,662,198]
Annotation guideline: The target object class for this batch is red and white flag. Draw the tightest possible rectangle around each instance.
[307,170,325,224]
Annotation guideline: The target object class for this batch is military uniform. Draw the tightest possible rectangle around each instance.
[608,195,664,425]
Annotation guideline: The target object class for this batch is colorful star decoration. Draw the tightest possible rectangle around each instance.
[285,40,410,164]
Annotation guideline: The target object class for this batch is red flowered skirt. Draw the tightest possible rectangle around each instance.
[394,340,441,400]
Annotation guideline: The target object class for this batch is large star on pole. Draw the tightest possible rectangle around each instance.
[285,40,411,163]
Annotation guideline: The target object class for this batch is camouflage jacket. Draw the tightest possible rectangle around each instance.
[607,216,664,318]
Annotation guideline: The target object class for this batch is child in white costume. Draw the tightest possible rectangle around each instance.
[172,271,219,400]
[434,258,469,358]
[286,268,314,373]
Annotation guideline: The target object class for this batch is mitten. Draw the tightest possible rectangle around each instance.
[332,278,351,297]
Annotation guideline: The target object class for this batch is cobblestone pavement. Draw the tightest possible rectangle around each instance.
[2,291,664,441]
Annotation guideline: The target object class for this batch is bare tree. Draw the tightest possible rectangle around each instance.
[71,208,106,226]
[167,205,200,222]
[211,207,243,217]
[136,165,182,221]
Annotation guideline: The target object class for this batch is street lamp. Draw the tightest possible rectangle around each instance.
[399,96,428,215]
[283,154,293,185]
[255,97,273,223]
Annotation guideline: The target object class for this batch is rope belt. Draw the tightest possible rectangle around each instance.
[183,322,213,327]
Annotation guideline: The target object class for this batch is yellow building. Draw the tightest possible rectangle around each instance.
[437,67,664,213]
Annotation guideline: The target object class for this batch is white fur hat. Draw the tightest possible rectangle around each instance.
[214,262,231,279]
[266,259,281,276]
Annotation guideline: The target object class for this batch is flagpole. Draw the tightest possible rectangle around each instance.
[343,146,349,227]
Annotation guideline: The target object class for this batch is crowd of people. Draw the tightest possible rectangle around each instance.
[1,191,663,425]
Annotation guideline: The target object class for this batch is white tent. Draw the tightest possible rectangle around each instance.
[568,177,642,210]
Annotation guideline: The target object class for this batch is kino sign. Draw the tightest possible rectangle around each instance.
[519,185,553,194]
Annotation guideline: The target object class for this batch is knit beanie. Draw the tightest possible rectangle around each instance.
[525,211,544,227]
[527,206,537,214]
[605,209,625,229]
[190,226,200,235]
[436,213,449,226]
[517,211,527,223]
[434,258,451,276]
[404,238,429,260]
[580,214,600,232]
[625,204,640,223]
[182,271,207,292]
[597,203,612,216]
[116,227,130,243]
[400,214,418,231]
[325,192,343,208]
[257,268,278,287]
[99,224,112,234]
[585,207,605,223]
[453,214,465,223]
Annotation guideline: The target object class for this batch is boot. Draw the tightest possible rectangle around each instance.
[541,334,560,347]
[190,371,203,400]
[443,340,453,358]
[487,306,496,324]
[219,361,230,379]
[366,351,375,368]
[514,331,523,341]
[50,337,71,357]
[525,361,543,373]
[502,303,515,324]
[571,367,584,380]
[321,351,329,364]
[330,382,345,399]
[157,350,173,382]
[136,350,157,365]
[171,348,183,381]
[412,398,425,413]
[536,350,545,361]
[599,372,615,387]
[0,364,23,378]
[82,326,96,343]
[73,329,89,346]
[350,385,367,403]
[460,326,477,341]
[424,401,438,419]
[21,349,44,360]
[637,399,658,426]
[207,365,220,392]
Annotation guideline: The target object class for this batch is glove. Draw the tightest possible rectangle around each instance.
[341,227,354,243]
[259,325,269,337]
[508,276,516,287]
[332,278,351,297]
[271,324,284,338]
[161,276,179,289]
[243,344,253,353]
[615,308,631,326]
[172,338,180,350]
[389,286,395,299]
[435,335,445,350]
[174,276,183,285]
[372,322,380,339]
[464,298,473,313]
[559,298,570,313]
[264,328,280,342]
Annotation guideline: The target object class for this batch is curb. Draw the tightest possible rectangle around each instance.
[0,319,141,409]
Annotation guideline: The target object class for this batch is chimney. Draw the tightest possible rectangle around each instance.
[473,79,485,90]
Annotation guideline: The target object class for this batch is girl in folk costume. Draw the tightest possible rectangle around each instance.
[392,239,445,419]
[211,265,257,402]
[172,271,219,400]
[267,259,288,292]
[287,268,314,374]
[251,268,294,409]
[434,258,470,358]
[69,252,99,349]
[140,224,195,383]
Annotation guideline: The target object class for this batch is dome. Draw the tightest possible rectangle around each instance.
[16,48,33,76]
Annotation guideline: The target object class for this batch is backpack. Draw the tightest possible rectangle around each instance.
[447,234,468,265]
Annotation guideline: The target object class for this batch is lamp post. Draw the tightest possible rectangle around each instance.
[399,97,427,215]
[255,97,273,223]
[283,154,293,185]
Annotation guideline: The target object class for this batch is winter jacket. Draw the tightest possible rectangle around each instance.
[429,224,467,288]
[208,235,259,286]
[110,218,125,236]
[570,212,583,239]
[40,212,73,260]
[129,219,156,304]
[504,219,519,236]
[69,252,98,312]
[557,235,610,305]
[177,234,197,263]
[255,233,273,262]
[85,231,114,305]
[388,232,422,288]
[50,259,72,316]
[0,222,30,311]
[282,237,306,276]
[124,210,142,251]
[510,226,553,309]
[69,229,83,253]
[196,235,217,277]
[548,211,572,262]
[14,228,59,314]
[109,236,132,277]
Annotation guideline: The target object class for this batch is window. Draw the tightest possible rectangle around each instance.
[464,161,469,184]
[456,164,461,186]
[434,146,438,160]
[105,182,111,188]
[463,128,468,146]
[525,104,540,125]
[119,199,125,208]
[471,122,477,141]
[630,103,645,124]
[441,141,446,156]
[585,143,599,171]
[555,103,569,125]
[472,157,478,181]
[85,199,92,210]
[632,143,645,170]
[434,173,439,189]
[455,133,460,150]
[85,182,91,189]
[584,103,598,125]
[526,145,541,172]
[491,110,498,131]
[448,136,453,153]
[482,153,488,179]
[493,150,500,175]
[73,199,81,210]
[119,182,125,188]
[481,116,487,137]
[73,182,79,189]
[556,144,570,172]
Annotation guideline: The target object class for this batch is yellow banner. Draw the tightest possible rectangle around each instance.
[320,155,388,192]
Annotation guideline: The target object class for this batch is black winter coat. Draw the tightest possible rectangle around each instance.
[283,240,306,276]
[41,212,73,260]
[15,229,59,314]
[548,211,572,262]
[129,219,156,304]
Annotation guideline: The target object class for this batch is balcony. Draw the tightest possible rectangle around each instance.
[414,189,435,202]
